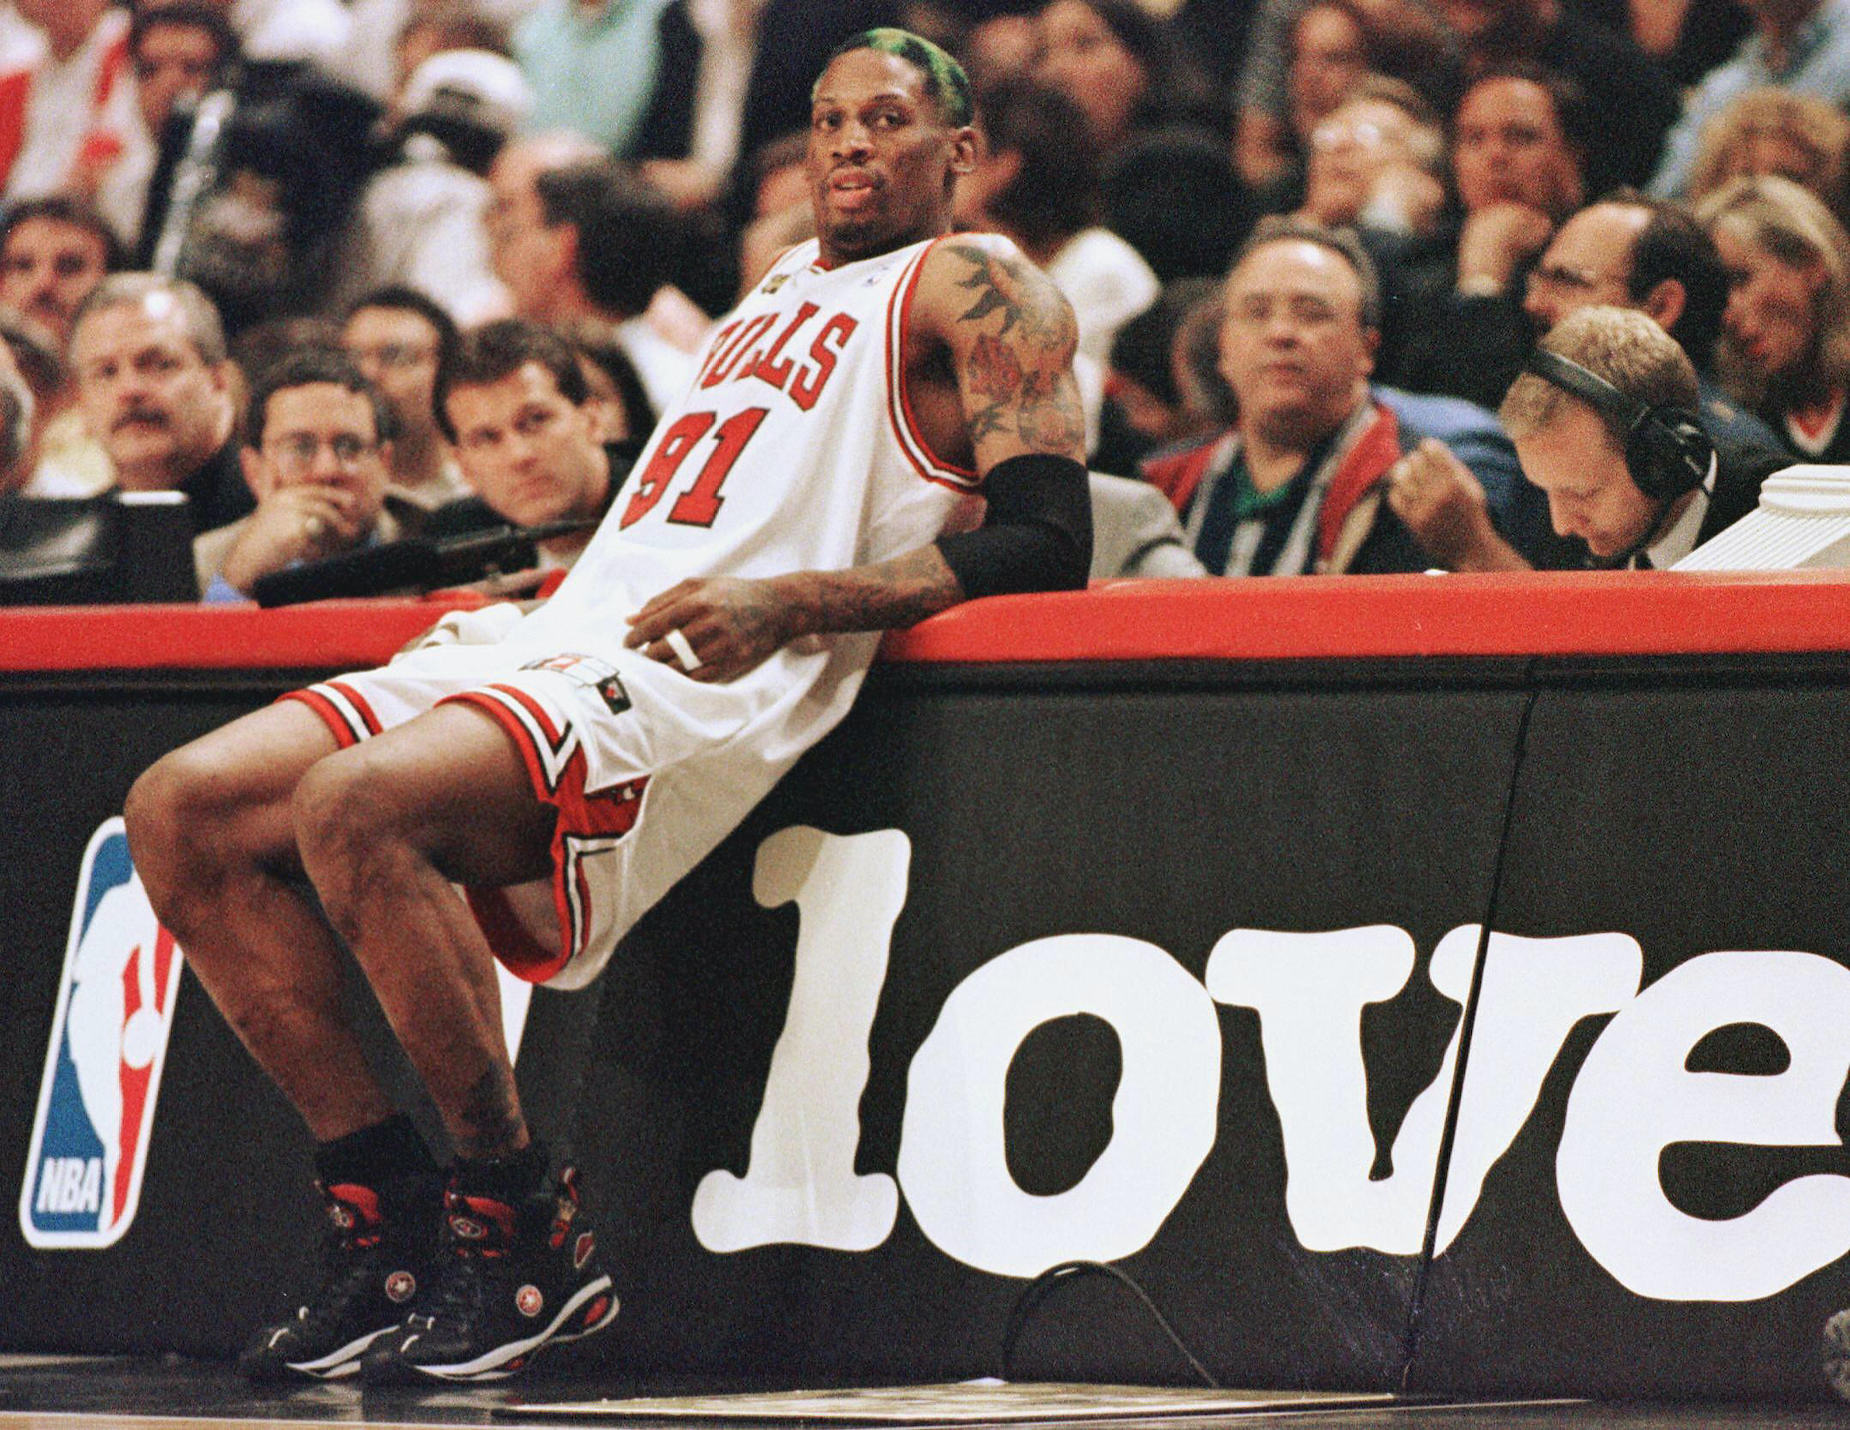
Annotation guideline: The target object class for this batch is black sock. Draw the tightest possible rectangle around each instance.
[451,1140,549,1205]
[314,1114,438,1190]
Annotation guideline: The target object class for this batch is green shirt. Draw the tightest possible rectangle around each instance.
[515,0,675,155]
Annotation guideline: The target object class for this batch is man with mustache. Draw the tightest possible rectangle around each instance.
[68,272,249,532]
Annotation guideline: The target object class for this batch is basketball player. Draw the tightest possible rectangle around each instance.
[123,30,1090,1385]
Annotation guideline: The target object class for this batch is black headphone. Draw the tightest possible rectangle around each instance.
[1522,348,1713,502]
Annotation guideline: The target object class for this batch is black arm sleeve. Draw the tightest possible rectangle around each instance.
[935,452,1092,599]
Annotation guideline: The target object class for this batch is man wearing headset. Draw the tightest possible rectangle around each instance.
[1391,306,1785,569]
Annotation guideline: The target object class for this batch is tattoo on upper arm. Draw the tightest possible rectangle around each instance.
[945,242,1085,455]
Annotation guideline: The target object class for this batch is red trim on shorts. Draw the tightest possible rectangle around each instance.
[326,680,383,736]
[278,688,363,748]
[464,885,564,984]
[444,688,648,985]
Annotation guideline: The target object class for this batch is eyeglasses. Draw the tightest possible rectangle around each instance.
[264,432,379,473]
[1310,119,1392,153]
[346,342,435,370]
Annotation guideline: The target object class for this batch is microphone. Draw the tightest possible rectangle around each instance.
[251,517,602,607]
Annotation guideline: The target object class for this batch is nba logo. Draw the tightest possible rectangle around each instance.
[19,819,186,1250]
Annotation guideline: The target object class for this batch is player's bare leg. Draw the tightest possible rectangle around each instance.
[127,703,452,1379]
[284,700,617,1383]
[125,700,395,1139]
[287,701,554,1160]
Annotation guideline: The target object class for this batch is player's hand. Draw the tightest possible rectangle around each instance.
[216,485,367,594]
[1386,439,1499,570]
[623,576,800,683]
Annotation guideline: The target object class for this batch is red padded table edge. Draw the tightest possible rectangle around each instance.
[881,570,1850,661]
[3,572,1850,672]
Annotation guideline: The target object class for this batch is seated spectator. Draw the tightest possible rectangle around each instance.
[964,11,1040,90]
[1687,87,1850,223]
[1381,192,1792,569]
[1237,0,1459,186]
[99,4,239,249]
[1436,0,1677,199]
[1,0,147,208]
[1498,306,1779,566]
[1293,75,1446,236]
[960,79,1159,373]
[488,148,699,415]
[1143,219,1544,575]
[0,196,122,351]
[1382,65,1589,403]
[1649,0,1850,200]
[1698,173,1850,462]
[0,198,122,497]
[1287,0,1375,163]
[329,47,530,326]
[194,349,399,599]
[68,273,251,531]
[342,287,473,529]
[1525,193,1786,458]
[1034,0,1219,157]
[423,320,622,573]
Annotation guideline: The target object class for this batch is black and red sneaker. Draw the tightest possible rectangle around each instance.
[239,1171,442,1382]
[360,1165,618,1383]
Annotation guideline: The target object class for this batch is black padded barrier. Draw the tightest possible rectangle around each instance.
[1,645,1848,1400]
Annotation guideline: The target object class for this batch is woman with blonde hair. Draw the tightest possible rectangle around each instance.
[1687,89,1850,224]
[1697,174,1850,463]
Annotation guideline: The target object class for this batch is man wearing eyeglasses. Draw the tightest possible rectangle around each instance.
[1385,193,1789,570]
[193,349,398,600]
[342,287,472,533]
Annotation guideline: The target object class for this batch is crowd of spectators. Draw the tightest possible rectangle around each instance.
[1,0,1845,599]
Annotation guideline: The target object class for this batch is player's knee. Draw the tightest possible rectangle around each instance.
[292,751,369,865]
[292,750,413,924]
[125,745,226,906]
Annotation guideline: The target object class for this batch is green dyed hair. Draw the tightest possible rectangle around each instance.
[817,27,975,128]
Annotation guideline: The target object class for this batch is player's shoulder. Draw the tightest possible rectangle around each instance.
[910,230,1077,344]
[916,229,1043,291]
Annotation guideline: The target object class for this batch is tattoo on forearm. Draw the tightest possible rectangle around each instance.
[946,242,1086,456]
[783,548,964,637]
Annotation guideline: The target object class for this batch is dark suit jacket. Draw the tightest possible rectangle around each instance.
[630,0,899,172]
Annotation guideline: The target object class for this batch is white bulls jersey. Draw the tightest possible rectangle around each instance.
[297,234,984,988]
[531,233,980,641]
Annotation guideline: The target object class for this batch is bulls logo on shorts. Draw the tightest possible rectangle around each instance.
[20,819,186,1250]
[518,654,630,715]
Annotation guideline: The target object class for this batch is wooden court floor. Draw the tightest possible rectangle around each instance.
[3,1357,1850,1430]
